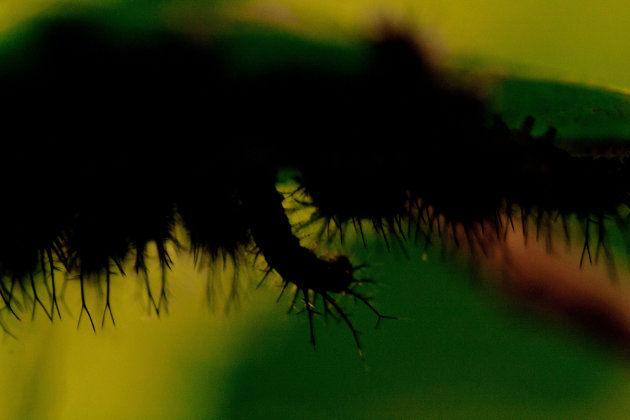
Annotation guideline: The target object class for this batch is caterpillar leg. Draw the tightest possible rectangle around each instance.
[242,176,392,352]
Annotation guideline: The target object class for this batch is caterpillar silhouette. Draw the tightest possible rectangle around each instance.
[0,15,628,353]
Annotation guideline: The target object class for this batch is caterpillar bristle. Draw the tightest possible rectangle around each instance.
[0,11,628,354]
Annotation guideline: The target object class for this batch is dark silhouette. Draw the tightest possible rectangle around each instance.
[0,15,628,352]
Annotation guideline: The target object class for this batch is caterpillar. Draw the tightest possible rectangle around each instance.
[0,9,629,355]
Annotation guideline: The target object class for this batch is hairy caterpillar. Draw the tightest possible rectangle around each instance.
[0,11,629,355]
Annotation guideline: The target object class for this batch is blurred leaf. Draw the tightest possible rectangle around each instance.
[489,78,630,139]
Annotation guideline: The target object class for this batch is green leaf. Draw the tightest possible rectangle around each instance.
[489,77,630,139]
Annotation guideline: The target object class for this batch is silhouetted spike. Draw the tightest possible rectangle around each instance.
[356,218,367,248]
[303,289,316,349]
[347,289,396,329]
[77,272,95,332]
[142,268,159,316]
[322,292,363,358]
[276,281,289,304]
[580,218,593,268]
[30,272,52,321]
[102,269,115,327]
[157,261,169,314]
[39,251,53,299]
[450,221,459,248]
[257,267,274,289]
[521,115,535,134]
[0,280,21,321]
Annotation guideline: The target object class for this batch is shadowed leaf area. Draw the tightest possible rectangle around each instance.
[490,78,630,140]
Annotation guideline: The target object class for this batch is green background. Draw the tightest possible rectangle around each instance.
[1,1,630,419]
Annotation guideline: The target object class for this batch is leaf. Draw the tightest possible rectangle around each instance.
[489,77,630,140]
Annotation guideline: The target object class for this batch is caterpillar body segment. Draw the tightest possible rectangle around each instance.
[0,15,628,350]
